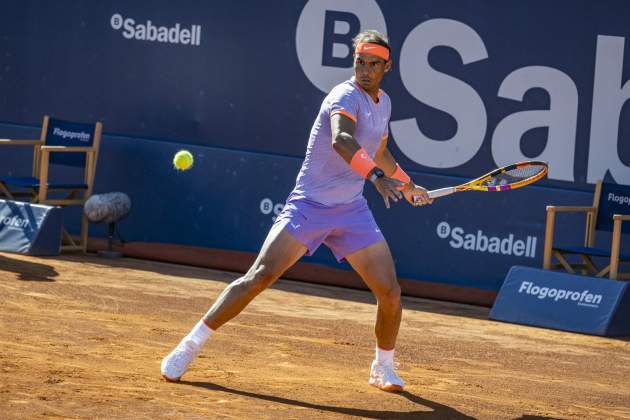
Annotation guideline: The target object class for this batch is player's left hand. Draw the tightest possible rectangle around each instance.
[403,184,433,206]
[372,177,405,209]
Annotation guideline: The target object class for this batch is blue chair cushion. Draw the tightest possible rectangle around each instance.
[554,245,630,261]
[0,176,88,190]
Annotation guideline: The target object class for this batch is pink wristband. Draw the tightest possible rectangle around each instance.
[391,164,411,190]
[350,148,376,179]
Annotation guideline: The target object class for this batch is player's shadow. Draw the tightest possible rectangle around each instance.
[180,380,475,419]
[0,254,58,281]
[270,277,492,321]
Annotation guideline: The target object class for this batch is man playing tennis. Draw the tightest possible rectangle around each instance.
[161,30,432,392]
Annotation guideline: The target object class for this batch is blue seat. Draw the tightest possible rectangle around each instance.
[0,176,88,190]
[0,116,102,252]
[543,181,630,280]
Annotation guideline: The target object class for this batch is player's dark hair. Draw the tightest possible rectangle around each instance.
[352,30,391,55]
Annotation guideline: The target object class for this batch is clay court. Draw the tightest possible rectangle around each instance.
[0,252,629,419]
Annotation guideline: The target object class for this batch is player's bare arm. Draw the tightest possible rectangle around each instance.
[331,113,403,208]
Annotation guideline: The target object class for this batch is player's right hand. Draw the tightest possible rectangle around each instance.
[405,185,433,207]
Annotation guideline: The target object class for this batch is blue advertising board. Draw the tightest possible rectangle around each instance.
[0,200,62,255]
[1,1,629,291]
[490,266,630,336]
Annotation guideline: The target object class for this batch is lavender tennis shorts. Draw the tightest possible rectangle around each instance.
[274,196,385,262]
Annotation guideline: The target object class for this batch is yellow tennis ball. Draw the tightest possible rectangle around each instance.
[173,150,193,171]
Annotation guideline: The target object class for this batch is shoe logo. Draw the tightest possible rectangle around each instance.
[290,222,301,229]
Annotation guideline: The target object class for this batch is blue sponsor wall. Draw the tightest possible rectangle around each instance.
[490,266,630,336]
[1,1,629,291]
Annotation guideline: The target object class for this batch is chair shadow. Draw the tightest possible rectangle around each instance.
[179,380,475,419]
[0,254,58,281]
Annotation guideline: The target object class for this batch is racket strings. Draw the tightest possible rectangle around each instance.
[483,165,545,187]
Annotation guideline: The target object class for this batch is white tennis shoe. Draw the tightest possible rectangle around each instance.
[369,360,405,392]
[161,340,201,382]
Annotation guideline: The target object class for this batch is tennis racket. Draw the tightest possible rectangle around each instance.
[416,160,548,201]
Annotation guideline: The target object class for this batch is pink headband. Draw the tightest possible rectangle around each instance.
[355,42,390,61]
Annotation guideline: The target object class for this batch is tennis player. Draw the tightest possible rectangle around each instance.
[161,30,432,392]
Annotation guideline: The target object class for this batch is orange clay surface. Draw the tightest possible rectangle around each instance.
[0,252,629,419]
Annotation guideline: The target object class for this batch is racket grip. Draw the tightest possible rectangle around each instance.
[427,187,456,199]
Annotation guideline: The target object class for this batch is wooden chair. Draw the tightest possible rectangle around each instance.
[0,116,102,252]
[543,181,630,280]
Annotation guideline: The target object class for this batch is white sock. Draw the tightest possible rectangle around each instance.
[182,320,214,348]
[375,346,395,365]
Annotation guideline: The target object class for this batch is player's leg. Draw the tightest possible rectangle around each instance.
[345,240,405,392]
[202,223,307,329]
[161,222,307,382]
[345,240,401,349]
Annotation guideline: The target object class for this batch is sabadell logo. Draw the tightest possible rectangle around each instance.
[110,13,202,46]
[436,221,538,258]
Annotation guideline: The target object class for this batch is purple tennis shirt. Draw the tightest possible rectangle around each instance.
[290,77,391,206]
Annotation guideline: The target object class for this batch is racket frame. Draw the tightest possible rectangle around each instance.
[424,160,548,199]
